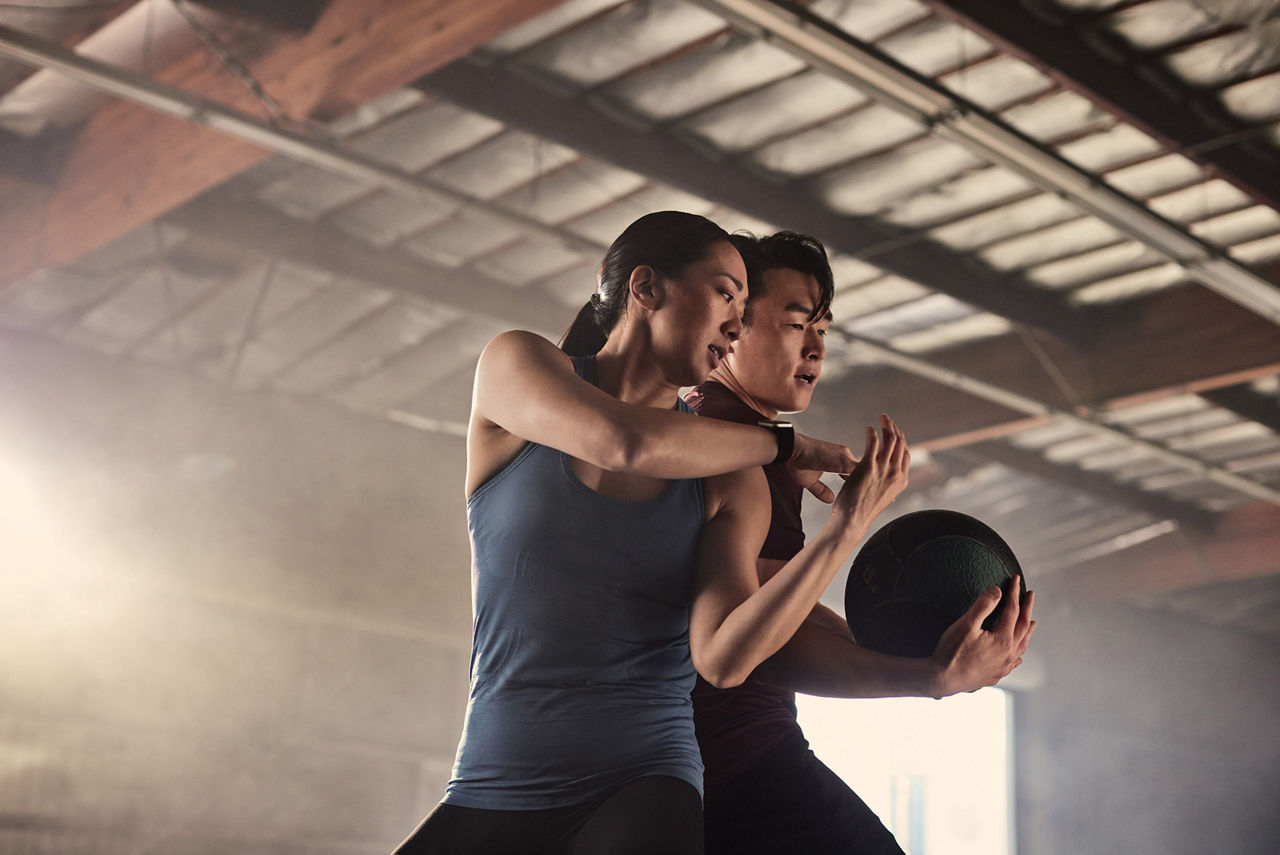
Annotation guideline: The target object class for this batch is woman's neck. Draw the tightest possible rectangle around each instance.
[594,331,682,409]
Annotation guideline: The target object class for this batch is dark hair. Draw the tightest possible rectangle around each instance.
[734,231,835,325]
[560,211,731,356]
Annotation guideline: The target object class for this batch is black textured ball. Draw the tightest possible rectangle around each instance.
[844,510,1024,657]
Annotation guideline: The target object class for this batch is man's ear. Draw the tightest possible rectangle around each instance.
[628,265,664,310]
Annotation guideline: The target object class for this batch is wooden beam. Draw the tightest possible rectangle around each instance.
[965,439,1220,532]
[1199,383,1280,434]
[187,0,333,33]
[0,0,569,286]
[1053,505,1280,600]
[163,188,569,334]
[809,283,1280,448]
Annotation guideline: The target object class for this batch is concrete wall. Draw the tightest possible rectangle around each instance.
[0,332,473,854]
[1014,598,1280,855]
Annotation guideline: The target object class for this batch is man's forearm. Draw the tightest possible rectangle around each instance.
[753,609,943,699]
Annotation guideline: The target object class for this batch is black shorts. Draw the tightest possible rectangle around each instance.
[393,775,704,855]
[702,736,904,855]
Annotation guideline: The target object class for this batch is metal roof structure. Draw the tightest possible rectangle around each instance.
[1,0,1278,635]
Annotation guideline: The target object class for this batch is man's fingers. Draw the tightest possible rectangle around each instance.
[1016,589,1036,636]
[964,585,1003,629]
[996,575,1023,635]
[806,479,835,503]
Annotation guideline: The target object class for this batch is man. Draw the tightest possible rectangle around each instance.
[685,232,1034,854]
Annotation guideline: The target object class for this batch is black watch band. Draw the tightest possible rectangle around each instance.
[757,420,795,466]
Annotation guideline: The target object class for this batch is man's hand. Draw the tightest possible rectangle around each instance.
[788,433,856,502]
[930,575,1037,698]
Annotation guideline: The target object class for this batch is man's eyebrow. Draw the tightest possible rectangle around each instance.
[784,301,815,315]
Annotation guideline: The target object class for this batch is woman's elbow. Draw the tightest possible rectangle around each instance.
[692,651,749,689]
[602,420,653,472]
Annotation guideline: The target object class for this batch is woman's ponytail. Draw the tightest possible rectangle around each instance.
[561,294,609,357]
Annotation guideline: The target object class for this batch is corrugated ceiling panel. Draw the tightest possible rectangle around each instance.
[270,300,458,395]
[403,208,528,269]
[810,0,929,42]
[680,69,867,152]
[513,0,726,87]
[938,54,1053,111]
[329,191,455,249]
[752,103,923,176]
[1163,26,1280,88]
[1106,0,1219,50]
[347,101,505,174]
[494,160,648,225]
[605,34,806,121]
[820,137,984,216]
[426,130,579,201]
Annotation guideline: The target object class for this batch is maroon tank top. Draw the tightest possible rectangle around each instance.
[684,381,806,789]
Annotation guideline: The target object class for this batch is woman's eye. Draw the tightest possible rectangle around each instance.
[721,291,734,303]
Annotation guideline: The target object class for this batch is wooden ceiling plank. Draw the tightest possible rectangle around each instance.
[0,0,570,286]
[1054,507,1280,600]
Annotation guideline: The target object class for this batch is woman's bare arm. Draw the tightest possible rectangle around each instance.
[468,331,855,493]
[689,416,910,688]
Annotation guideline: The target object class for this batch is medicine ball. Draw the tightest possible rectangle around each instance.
[844,509,1024,657]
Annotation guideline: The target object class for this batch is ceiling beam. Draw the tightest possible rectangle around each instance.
[1053,505,1280,599]
[1200,383,1280,435]
[420,57,1092,344]
[811,283,1280,449]
[0,0,570,287]
[163,188,569,334]
[690,0,1280,326]
[916,0,1280,214]
[963,439,1220,532]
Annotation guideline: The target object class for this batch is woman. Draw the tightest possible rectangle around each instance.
[394,212,909,855]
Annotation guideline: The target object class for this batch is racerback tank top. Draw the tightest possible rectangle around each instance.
[443,355,706,809]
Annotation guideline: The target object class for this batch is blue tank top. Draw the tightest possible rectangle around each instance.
[443,355,706,809]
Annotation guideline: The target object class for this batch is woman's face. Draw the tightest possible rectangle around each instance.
[649,240,749,387]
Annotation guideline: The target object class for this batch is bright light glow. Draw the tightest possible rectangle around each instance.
[796,689,1012,855]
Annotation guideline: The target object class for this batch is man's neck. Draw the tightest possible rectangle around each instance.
[707,365,780,421]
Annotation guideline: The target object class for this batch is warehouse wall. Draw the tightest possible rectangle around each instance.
[1014,598,1280,855]
[0,332,473,855]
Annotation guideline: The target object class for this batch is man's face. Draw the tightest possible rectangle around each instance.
[723,267,829,415]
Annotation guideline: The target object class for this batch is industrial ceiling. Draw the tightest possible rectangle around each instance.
[1,0,1278,638]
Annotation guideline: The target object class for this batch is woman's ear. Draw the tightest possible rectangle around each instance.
[628,265,664,311]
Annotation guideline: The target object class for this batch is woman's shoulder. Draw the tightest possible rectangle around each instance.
[481,329,561,359]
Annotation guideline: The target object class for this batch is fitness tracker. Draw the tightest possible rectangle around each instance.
[757,419,795,466]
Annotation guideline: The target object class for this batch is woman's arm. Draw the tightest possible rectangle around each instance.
[689,416,910,688]
[468,331,855,489]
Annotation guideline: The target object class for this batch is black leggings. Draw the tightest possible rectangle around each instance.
[703,736,904,855]
[392,775,704,855]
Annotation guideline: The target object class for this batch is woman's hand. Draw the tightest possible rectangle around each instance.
[930,575,1037,698]
[829,414,911,534]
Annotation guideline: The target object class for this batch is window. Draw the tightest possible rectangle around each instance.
[795,688,1013,855]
